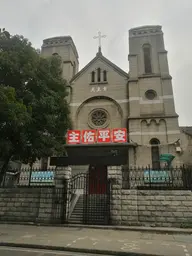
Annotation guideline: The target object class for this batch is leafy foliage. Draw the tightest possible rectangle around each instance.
[0,86,31,159]
[0,29,71,177]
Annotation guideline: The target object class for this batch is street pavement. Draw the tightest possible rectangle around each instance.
[0,224,192,256]
[0,246,112,256]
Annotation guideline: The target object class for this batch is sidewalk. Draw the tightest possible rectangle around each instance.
[1,221,192,234]
[0,224,192,256]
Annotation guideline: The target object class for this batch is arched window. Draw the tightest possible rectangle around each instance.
[143,44,152,74]
[97,68,101,82]
[150,138,160,169]
[91,71,95,83]
[66,86,72,103]
[103,70,107,81]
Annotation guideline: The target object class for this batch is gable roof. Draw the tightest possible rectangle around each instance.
[180,126,192,136]
[70,50,129,83]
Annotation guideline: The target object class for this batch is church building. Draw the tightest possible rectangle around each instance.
[36,25,190,171]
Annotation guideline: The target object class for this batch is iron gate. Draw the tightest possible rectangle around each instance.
[66,171,111,225]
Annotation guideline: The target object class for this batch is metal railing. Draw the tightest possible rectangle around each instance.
[1,166,191,190]
[122,166,192,190]
[0,168,56,188]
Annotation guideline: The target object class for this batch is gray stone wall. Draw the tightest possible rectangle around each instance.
[109,166,192,228]
[0,167,72,224]
[137,190,192,227]
[121,190,138,225]
[0,187,64,223]
[0,165,191,228]
[120,189,192,228]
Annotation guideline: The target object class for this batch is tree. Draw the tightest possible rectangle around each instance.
[0,86,31,181]
[0,29,71,182]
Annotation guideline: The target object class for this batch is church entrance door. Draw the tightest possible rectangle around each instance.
[88,165,107,194]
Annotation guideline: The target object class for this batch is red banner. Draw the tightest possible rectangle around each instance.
[82,130,97,144]
[67,128,127,144]
[67,130,81,144]
[112,128,127,143]
[97,129,111,143]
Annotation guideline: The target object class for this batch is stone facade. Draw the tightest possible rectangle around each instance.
[128,26,180,166]
[41,36,79,82]
[36,24,191,171]
[179,127,192,166]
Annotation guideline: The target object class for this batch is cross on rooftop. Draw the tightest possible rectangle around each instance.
[93,31,106,52]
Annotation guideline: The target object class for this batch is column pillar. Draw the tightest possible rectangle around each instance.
[108,166,122,225]
[55,166,72,188]
[55,166,72,223]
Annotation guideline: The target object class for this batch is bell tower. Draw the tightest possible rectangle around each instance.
[41,36,79,82]
[128,25,180,166]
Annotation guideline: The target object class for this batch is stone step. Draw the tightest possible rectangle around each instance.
[76,198,108,202]
[71,210,84,215]
[74,202,107,206]
[69,219,84,224]
[74,201,107,205]
[73,206,107,210]
[74,204,108,209]
[70,212,106,218]
[73,203,84,208]
[73,207,107,212]
[70,215,84,219]
[70,217,106,223]
[68,193,109,225]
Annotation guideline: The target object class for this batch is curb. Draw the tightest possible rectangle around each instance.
[0,221,192,235]
[63,224,192,235]
[0,242,161,256]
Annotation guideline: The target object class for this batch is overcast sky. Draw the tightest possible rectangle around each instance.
[1,0,191,126]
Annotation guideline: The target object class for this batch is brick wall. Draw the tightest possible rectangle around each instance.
[120,190,192,227]
[0,187,65,223]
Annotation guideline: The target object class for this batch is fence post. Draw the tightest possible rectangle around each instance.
[28,168,33,187]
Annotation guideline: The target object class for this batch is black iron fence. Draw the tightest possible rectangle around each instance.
[122,166,192,190]
[0,168,55,188]
[1,166,192,190]
[0,167,68,224]
[66,172,111,225]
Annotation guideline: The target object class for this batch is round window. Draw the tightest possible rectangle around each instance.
[88,109,109,128]
[145,90,156,100]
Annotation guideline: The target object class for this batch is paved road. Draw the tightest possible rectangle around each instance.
[0,247,112,256]
[0,224,192,256]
